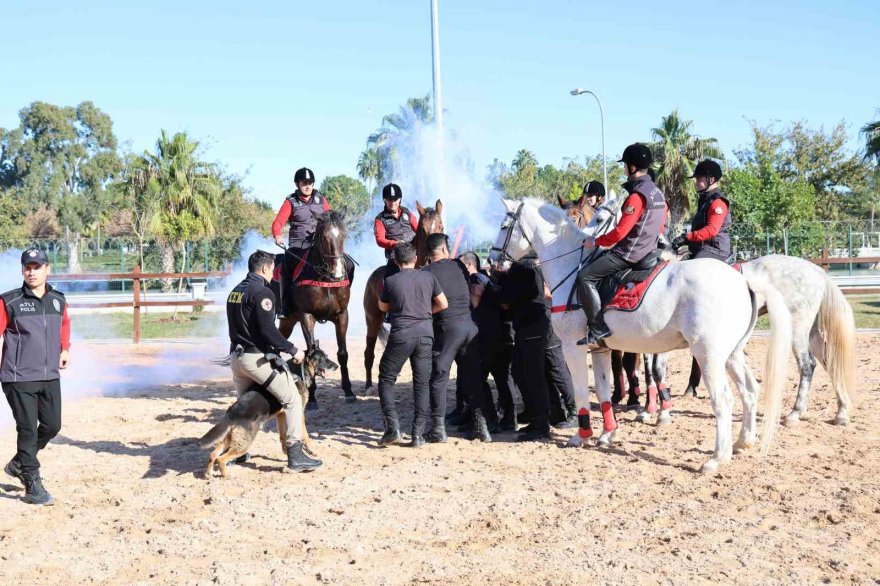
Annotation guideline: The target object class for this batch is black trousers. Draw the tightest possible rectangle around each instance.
[577,250,633,285]
[2,379,62,474]
[512,329,550,421]
[430,320,482,418]
[545,330,576,416]
[378,335,433,432]
[480,335,516,417]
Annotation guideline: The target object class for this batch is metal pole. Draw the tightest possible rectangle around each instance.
[571,89,607,189]
[430,0,443,132]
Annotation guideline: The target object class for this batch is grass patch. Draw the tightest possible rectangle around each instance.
[755,294,880,330]
[72,311,224,339]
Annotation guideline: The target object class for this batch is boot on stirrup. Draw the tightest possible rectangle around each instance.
[576,279,611,346]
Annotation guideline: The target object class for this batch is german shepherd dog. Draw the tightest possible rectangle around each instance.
[200,346,338,478]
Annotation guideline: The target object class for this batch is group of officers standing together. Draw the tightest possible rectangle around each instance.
[221,144,733,471]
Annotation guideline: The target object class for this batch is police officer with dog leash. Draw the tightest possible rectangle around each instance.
[1,249,70,506]
[226,250,321,472]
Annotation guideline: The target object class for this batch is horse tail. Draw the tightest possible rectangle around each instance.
[198,419,231,448]
[744,272,793,452]
[818,272,856,410]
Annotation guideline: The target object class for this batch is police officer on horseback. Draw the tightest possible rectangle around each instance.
[374,183,418,278]
[271,167,331,314]
[575,143,667,346]
[670,160,732,262]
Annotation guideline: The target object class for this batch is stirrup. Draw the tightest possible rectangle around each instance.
[576,329,611,348]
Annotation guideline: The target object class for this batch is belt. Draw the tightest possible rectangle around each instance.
[233,344,265,356]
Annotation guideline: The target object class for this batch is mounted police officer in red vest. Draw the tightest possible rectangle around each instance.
[575,143,667,347]
[374,183,418,279]
[670,159,732,263]
[271,167,331,315]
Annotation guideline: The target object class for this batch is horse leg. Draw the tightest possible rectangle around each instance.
[278,315,297,340]
[727,349,759,453]
[622,352,642,412]
[561,342,592,448]
[335,309,355,402]
[784,320,817,426]
[611,350,625,404]
[638,353,659,422]
[697,351,734,475]
[809,324,851,425]
[654,353,674,425]
[591,350,617,448]
[300,313,319,410]
[684,356,701,398]
[364,301,383,391]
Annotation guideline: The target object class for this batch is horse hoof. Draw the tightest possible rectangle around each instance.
[306,401,319,412]
[596,432,614,448]
[782,412,800,427]
[700,459,720,475]
[635,410,650,424]
[733,439,754,453]
[567,434,587,448]
[657,412,673,426]
[833,414,849,426]
[345,395,358,404]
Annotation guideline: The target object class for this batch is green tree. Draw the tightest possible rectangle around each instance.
[649,110,723,227]
[0,101,121,271]
[319,175,371,239]
[863,115,880,165]
[356,148,381,198]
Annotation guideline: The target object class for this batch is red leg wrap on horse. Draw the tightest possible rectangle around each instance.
[577,408,593,438]
[659,384,674,411]
[647,386,658,414]
[600,402,617,432]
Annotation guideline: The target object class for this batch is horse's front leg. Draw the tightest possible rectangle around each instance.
[560,342,592,448]
[334,309,355,402]
[299,313,319,410]
[592,349,617,448]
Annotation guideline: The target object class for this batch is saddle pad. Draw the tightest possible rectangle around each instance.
[605,262,669,312]
[731,262,743,274]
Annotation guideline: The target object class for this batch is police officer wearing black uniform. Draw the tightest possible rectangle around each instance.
[374,183,419,280]
[458,252,518,431]
[376,243,448,448]
[498,255,553,441]
[670,160,732,396]
[1,249,69,506]
[422,235,493,443]
[226,250,321,472]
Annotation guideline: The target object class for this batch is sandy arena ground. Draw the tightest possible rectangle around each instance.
[0,335,878,585]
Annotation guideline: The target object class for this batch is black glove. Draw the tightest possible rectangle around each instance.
[671,234,688,252]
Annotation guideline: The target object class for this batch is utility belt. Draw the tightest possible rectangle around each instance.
[232,344,292,390]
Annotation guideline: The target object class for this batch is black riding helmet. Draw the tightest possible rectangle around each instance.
[382,183,403,200]
[582,180,606,198]
[690,159,723,180]
[294,167,315,184]
[618,143,653,170]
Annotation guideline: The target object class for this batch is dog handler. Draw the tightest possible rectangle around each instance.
[226,250,321,472]
[1,249,69,505]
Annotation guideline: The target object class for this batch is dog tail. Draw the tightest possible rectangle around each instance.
[198,420,231,447]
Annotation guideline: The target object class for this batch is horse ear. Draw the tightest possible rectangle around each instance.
[557,195,566,208]
[416,201,426,216]
[435,199,443,216]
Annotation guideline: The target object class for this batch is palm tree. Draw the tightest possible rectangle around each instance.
[356,147,381,198]
[135,130,220,291]
[360,95,434,194]
[862,117,880,165]
[650,110,723,227]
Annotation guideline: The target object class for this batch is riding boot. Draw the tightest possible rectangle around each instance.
[517,414,551,442]
[378,414,403,447]
[498,411,516,432]
[424,417,448,443]
[483,406,500,434]
[469,408,492,442]
[576,280,611,346]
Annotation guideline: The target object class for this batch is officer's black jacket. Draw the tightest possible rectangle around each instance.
[226,273,296,354]
[497,262,550,335]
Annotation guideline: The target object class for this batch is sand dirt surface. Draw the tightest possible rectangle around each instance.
[0,336,878,585]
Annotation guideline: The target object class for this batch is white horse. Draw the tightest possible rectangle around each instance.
[489,198,792,474]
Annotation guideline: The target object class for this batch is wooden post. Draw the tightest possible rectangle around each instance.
[133,265,141,343]
[821,248,830,272]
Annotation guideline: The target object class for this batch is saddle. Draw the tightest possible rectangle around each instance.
[597,249,663,306]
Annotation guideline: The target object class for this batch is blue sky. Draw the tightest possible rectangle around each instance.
[1,0,878,206]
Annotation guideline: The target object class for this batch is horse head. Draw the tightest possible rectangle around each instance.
[414,199,444,267]
[314,211,347,280]
[557,194,594,229]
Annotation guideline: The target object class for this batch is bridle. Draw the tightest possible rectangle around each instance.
[490,202,533,263]
[312,220,347,281]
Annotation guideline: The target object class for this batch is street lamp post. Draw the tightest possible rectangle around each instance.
[570,88,607,190]
[431,0,443,132]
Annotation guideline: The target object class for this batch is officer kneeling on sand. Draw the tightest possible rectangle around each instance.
[1,249,70,506]
[226,250,321,472]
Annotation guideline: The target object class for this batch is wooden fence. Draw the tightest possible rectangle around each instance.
[52,265,229,343]
[810,250,880,295]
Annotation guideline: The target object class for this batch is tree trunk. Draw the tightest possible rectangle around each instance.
[66,236,82,273]
[172,241,187,320]
[160,242,175,292]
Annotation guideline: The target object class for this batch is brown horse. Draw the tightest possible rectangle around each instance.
[277,211,354,408]
[363,200,445,389]
[557,194,594,229]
